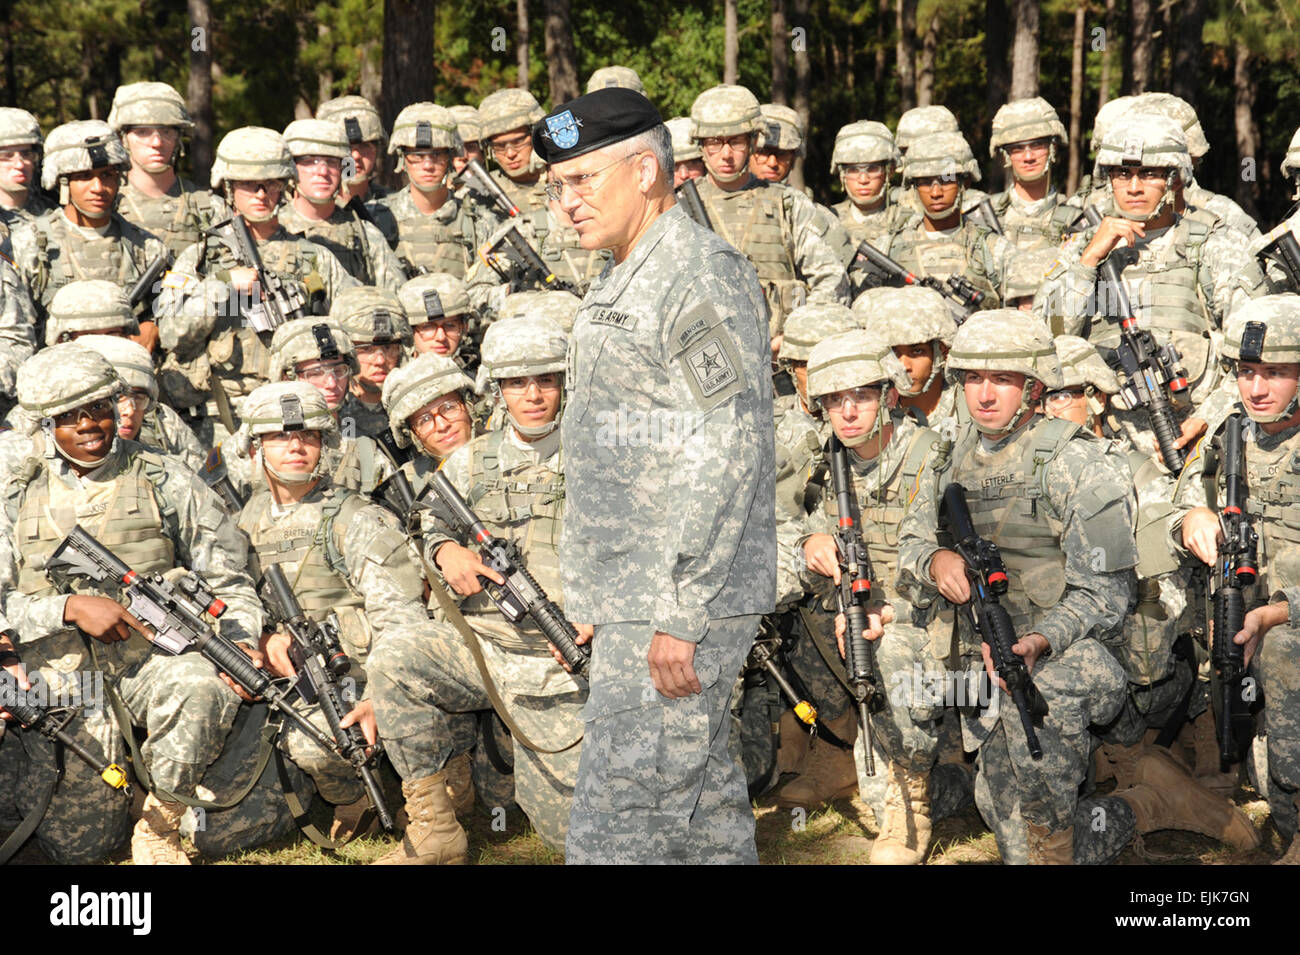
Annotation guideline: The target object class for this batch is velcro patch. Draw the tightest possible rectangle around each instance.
[590,308,635,330]
[160,270,194,291]
[679,330,743,410]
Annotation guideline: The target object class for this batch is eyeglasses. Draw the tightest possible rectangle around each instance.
[842,162,888,178]
[297,361,350,384]
[355,342,402,359]
[414,318,464,337]
[1044,387,1086,408]
[488,134,531,155]
[911,174,961,189]
[260,430,322,447]
[500,373,561,394]
[404,149,451,167]
[233,180,283,196]
[295,155,342,169]
[821,385,882,411]
[1105,166,1170,185]
[411,398,469,431]
[699,135,751,155]
[1005,138,1052,156]
[52,399,116,427]
[117,391,151,411]
[544,153,637,202]
[0,147,37,164]
[125,125,180,143]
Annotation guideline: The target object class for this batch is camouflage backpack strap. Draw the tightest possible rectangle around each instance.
[898,423,942,512]
[293,239,327,305]
[323,490,369,580]
[1021,414,1082,520]
[357,435,379,497]
[466,429,505,509]
[135,446,181,535]
[991,191,1013,218]
[1048,197,1080,233]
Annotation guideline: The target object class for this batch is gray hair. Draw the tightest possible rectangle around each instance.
[622,123,673,184]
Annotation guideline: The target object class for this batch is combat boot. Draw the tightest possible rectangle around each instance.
[1114,746,1258,850]
[869,762,931,865]
[1094,741,1145,790]
[373,770,467,865]
[1276,837,1300,865]
[774,712,859,808]
[132,793,190,866]
[1026,821,1074,865]
[443,752,476,814]
[1186,711,1238,795]
[776,709,811,775]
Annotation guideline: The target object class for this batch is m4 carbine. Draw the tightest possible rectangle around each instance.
[852,240,985,321]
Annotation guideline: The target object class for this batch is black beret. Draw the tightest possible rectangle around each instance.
[532,88,662,164]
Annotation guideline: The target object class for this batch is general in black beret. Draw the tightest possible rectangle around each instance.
[531,88,663,164]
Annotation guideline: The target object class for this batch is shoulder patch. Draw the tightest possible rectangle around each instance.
[678,328,743,410]
[160,269,195,291]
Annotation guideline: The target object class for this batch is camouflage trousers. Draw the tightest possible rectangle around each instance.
[1260,624,1300,838]
[786,608,853,723]
[566,616,759,865]
[967,636,1126,852]
[275,685,368,806]
[368,614,586,851]
[0,651,241,863]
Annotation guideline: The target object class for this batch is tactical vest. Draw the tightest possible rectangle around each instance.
[948,417,1079,634]
[1242,425,1300,593]
[31,212,152,307]
[990,190,1078,252]
[525,207,607,291]
[820,422,938,603]
[698,178,802,332]
[1086,210,1215,386]
[460,430,565,628]
[833,198,894,248]
[885,216,1000,306]
[331,434,383,497]
[285,207,374,284]
[491,170,548,217]
[117,180,211,259]
[9,441,177,672]
[388,191,476,278]
[239,486,372,660]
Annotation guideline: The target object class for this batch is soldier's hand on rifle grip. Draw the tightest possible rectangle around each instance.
[803,533,841,582]
[63,594,149,644]
[258,630,296,679]
[1181,506,1223,565]
[1079,218,1145,268]
[833,603,894,656]
[219,644,266,703]
[929,549,971,605]
[434,541,505,596]
[228,266,258,295]
[548,622,593,671]
[1235,601,1288,668]
[1155,418,1207,466]
[981,632,1049,691]
[339,698,379,748]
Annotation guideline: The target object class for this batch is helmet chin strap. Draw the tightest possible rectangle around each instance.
[1109,170,1176,223]
[706,145,750,185]
[494,380,564,438]
[1240,377,1300,425]
[1004,142,1056,184]
[254,441,322,487]
[972,380,1037,436]
[43,416,115,469]
[900,342,945,397]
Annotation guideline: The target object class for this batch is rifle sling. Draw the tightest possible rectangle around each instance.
[0,735,66,865]
[423,554,582,756]
[273,747,376,850]
[796,605,854,698]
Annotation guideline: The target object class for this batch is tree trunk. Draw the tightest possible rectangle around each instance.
[4,19,15,107]
[1067,0,1086,195]
[360,41,381,104]
[874,0,888,115]
[771,0,789,106]
[1126,0,1154,93]
[1232,39,1259,220]
[1170,0,1206,107]
[917,10,939,107]
[318,21,333,106]
[543,0,578,104]
[985,0,1010,118]
[790,0,811,190]
[1099,0,1115,108]
[517,0,529,88]
[895,0,917,112]
[381,0,434,180]
[1010,0,1039,99]
[294,21,314,119]
[725,0,739,85]
[187,0,214,185]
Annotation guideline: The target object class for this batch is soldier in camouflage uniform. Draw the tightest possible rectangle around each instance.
[986,97,1081,252]
[861,285,960,435]
[235,381,429,838]
[381,351,476,492]
[585,65,646,94]
[8,121,166,350]
[78,333,206,473]
[279,118,404,290]
[1034,114,1266,462]
[1172,296,1300,863]
[1251,126,1300,292]
[893,106,988,214]
[688,84,850,351]
[799,329,949,863]
[879,130,1018,308]
[331,285,412,439]
[108,81,216,261]
[666,116,705,187]
[154,126,357,444]
[41,278,138,347]
[315,94,392,209]
[399,271,476,363]
[369,314,585,860]
[0,343,263,865]
[0,252,36,421]
[1001,247,1058,310]
[448,104,486,178]
[369,103,484,281]
[896,310,1136,864]
[0,107,55,227]
[1041,335,1258,853]
[830,121,902,253]
[535,88,775,863]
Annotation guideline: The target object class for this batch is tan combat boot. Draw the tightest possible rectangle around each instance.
[869,762,932,865]
[1026,821,1074,865]
[1185,711,1238,796]
[776,710,812,775]
[443,752,476,814]
[131,793,191,866]
[774,711,859,808]
[1114,746,1258,850]
[373,770,467,865]
[1094,741,1145,790]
